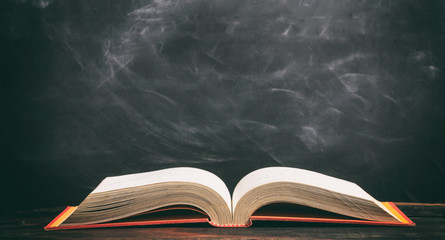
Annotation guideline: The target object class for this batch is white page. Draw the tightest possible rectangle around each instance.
[232,167,377,210]
[91,167,232,211]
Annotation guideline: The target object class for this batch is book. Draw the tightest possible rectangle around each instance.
[44,167,414,230]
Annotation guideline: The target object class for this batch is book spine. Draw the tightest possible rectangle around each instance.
[208,220,252,228]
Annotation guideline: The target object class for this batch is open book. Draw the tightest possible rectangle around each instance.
[45,167,414,230]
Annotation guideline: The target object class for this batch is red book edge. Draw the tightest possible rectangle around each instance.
[44,206,210,231]
[44,202,414,230]
[251,202,414,227]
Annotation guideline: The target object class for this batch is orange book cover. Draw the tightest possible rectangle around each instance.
[44,202,414,230]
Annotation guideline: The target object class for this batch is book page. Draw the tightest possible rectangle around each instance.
[232,167,377,210]
[91,167,232,211]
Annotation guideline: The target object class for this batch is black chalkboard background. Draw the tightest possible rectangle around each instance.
[2,0,445,212]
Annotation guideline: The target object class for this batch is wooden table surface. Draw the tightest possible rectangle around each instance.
[1,203,445,239]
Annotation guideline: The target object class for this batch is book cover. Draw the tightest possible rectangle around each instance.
[44,202,414,230]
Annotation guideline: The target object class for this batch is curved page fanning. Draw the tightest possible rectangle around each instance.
[232,167,397,223]
[93,167,231,210]
[63,168,232,225]
[64,182,232,226]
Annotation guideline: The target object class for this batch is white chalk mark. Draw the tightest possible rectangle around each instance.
[225,21,240,34]
[424,65,440,78]
[349,93,371,108]
[269,88,305,101]
[324,107,343,116]
[338,73,368,92]
[298,126,322,153]
[38,0,51,8]
[319,21,331,39]
[139,88,178,106]
[272,68,288,78]
[64,41,86,71]
[327,53,368,71]
[236,119,279,132]
[282,24,292,36]
[128,0,173,16]
[409,51,428,62]
[382,94,399,105]
[97,54,134,88]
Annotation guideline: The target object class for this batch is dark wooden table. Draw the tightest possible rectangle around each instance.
[1,203,444,239]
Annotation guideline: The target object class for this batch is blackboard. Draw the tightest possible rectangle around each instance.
[2,0,445,211]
